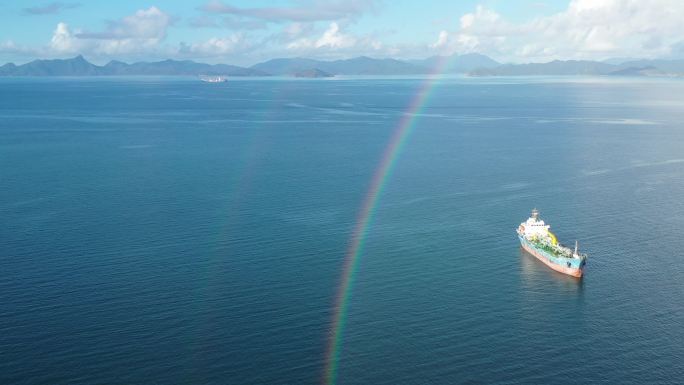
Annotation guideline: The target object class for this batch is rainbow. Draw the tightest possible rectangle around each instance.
[323,56,452,385]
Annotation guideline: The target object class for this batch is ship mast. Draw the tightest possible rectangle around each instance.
[574,240,578,255]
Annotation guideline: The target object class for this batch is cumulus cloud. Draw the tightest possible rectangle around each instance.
[432,0,684,61]
[23,2,80,15]
[287,22,355,49]
[199,0,379,23]
[50,22,78,53]
[2,5,265,63]
[431,30,449,50]
[280,21,385,59]
[39,7,173,59]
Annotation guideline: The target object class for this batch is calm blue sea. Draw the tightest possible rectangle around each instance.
[1,76,683,384]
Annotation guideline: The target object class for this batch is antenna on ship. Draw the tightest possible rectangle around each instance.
[531,208,539,219]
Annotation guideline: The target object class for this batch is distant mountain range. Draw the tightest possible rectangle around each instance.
[1,54,684,77]
[0,55,267,77]
[469,59,684,77]
[408,53,500,73]
[251,56,424,75]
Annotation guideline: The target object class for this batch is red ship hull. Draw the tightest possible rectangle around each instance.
[521,242,583,278]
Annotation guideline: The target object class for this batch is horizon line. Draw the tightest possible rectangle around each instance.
[3,53,681,69]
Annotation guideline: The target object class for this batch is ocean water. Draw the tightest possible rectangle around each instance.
[1,76,683,384]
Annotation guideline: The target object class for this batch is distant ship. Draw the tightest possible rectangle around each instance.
[199,75,228,83]
[517,209,587,277]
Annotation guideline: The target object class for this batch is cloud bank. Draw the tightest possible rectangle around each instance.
[432,0,684,61]
[5,1,684,65]
[48,7,173,57]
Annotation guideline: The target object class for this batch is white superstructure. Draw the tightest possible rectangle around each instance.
[199,75,228,83]
[518,208,551,240]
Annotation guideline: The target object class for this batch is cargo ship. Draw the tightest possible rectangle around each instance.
[517,209,587,277]
[199,75,228,83]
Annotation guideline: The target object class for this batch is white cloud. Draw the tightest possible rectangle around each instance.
[42,7,172,58]
[432,0,684,61]
[2,5,263,64]
[316,22,355,48]
[286,22,379,52]
[179,35,251,57]
[76,6,171,40]
[50,22,78,53]
[0,40,25,55]
[7,0,684,65]
[431,30,449,49]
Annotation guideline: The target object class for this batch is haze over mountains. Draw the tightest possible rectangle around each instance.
[1,54,683,77]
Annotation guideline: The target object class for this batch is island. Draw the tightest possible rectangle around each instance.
[292,68,334,78]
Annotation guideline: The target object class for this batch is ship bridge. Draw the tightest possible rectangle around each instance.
[518,208,553,241]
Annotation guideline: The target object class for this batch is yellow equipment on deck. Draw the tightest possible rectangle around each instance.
[548,230,558,245]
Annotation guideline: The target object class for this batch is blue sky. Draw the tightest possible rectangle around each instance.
[1,1,683,65]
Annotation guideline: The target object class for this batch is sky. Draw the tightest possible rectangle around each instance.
[2,0,684,66]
